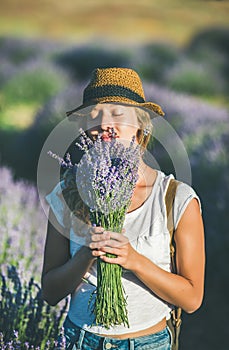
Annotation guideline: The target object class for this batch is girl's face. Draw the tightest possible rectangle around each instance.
[86,103,140,143]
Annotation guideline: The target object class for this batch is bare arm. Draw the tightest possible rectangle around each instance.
[131,198,205,313]
[90,198,205,313]
[41,209,95,306]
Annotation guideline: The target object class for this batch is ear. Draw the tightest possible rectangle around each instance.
[136,128,143,144]
[136,128,150,149]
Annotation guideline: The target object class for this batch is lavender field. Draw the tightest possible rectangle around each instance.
[0,29,229,349]
[0,167,68,349]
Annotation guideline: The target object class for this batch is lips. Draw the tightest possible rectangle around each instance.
[101,131,118,141]
[101,135,112,142]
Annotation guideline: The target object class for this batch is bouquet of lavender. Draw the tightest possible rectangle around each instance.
[49,128,140,328]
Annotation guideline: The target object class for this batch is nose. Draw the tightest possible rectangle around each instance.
[101,111,114,131]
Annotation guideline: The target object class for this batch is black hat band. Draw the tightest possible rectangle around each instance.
[83,85,145,104]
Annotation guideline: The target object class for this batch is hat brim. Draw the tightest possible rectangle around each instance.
[66,97,165,118]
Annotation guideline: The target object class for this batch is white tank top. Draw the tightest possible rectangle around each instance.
[46,170,201,335]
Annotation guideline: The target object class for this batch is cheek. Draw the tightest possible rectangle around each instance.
[118,127,139,145]
[122,124,139,135]
[86,118,100,131]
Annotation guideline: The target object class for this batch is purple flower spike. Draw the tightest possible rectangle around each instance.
[75,130,140,216]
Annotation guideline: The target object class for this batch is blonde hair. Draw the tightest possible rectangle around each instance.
[135,107,153,149]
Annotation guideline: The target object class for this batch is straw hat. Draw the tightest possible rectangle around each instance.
[66,67,164,117]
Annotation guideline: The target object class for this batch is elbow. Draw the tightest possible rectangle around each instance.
[182,279,205,314]
[183,295,204,314]
[41,289,59,306]
[185,305,201,314]
[41,278,61,306]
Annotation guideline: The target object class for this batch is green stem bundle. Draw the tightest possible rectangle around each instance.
[90,207,129,329]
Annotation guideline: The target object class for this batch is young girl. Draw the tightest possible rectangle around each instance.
[41,68,205,350]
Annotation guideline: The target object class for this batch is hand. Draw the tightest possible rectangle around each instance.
[89,226,139,270]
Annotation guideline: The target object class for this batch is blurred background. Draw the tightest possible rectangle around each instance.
[0,0,228,349]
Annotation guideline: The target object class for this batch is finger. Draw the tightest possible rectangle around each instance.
[91,249,106,257]
[89,240,111,250]
[90,226,105,234]
[100,255,120,264]
[91,231,111,242]
[90,237,127,249]
[106,231,128,242]
[100,246,121,256]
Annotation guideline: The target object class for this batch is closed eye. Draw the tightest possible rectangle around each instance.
[112,113,123,117]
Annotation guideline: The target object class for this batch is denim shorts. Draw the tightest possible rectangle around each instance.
[56,316,172,350]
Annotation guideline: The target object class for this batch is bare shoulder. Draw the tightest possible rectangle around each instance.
[177,197,203,232]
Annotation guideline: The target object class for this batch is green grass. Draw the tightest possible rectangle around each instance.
[0,0,228,132]
[0,103,38,130]
[0,0,228,45]
[0,65,69,130]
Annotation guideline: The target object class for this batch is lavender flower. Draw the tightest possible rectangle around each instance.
[75,128,140,218]
[0,167,48,281]
[0,167,68,348]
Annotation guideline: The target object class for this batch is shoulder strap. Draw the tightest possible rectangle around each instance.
[165,178,182,328]
[165,178,179,272]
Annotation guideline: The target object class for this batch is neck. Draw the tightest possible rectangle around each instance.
[136,161,157,188]
[136,160,148,186]
[128,164,157,212]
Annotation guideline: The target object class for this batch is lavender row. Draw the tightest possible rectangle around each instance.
[0,167,68,348]
[0,167,47,279]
